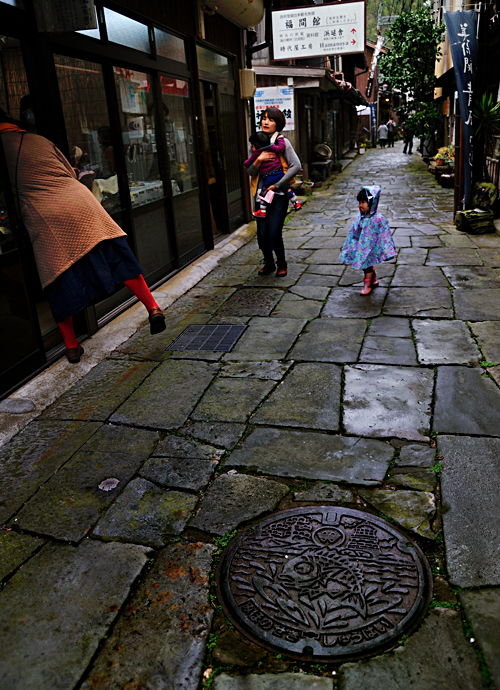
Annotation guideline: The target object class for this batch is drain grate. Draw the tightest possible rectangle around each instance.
[166,324,247,352]
[216,506,432,662]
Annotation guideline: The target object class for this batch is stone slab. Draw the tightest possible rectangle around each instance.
[294,482,355,503]
[287,318,366,363]
[253,362,341,431]
[301,236,347,249]
[110,360,217,430]
[434,366,500,436]
[305,249,345,264]
[441,266,500,289]
[214,673,333,690]
[179,422,246,449]
[244,263,306,289]
[229,428,393,485]
[295,272,340,288]
[0,398,36,414]
[459,588,500,688]
[359,488,436,539]
[397,248,428,265]
[141,456,218,491]
[0,420,100,525]
[395,444,435,468]
[388,470,437,492]
[190,473,289,536]
[81,542,214,690]
[338,608,486,690]
[383,287,453,318]
[305,264,344,276]
[322,287,387,318]
[197,264,256,287]
[223,317,306,361]
[413,320,481,364]
[94,478,197,547]
[0,540,149,690]
[0,531,44,582]
[42,360,157,421]
[477,248,500,267]
[411,236,444,248]
[217,288,284,317]
[153,435,220,459]
[14,425,159,542]
[221,360,293,380]
[290,285,330,300]
[344,365,434,441]
[453,289,500,321]
[391,266,448,287]
[359,335,418,365]
[426,248,482,266]
[439,435,500,587]
[192,378,275,423]
[212,629,266,667]
[167,287,236,316]
[469,321,500,363]
[272,295,323,319]
[367,317,412,338]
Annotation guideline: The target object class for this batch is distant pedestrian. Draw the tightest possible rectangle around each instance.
[403,122,413,154]
[378,123,388,148]
[339,186,397,295]
[387,118,396,147]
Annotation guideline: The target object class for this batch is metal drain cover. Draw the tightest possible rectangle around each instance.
[166,324,246,352]
[216,507,432,662]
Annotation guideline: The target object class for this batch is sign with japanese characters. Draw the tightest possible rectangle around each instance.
[254,86,295,131]
[34,0,97,33]
[272,1,365,60]
[445,10,478,207]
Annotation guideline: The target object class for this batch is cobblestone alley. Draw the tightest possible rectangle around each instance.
[1,141,499,690]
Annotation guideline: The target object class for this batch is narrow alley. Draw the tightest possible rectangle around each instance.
[1,142,499,690]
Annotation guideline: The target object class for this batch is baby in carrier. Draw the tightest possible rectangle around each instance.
[244,131,301,218]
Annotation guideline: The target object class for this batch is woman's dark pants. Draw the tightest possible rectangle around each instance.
[256,193,288,265]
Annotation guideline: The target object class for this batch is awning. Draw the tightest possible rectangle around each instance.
[435,67,456,93]
[204,0,265,28]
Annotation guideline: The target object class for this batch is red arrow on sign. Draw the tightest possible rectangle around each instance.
[351,39,356,44]
[351,28,356,33]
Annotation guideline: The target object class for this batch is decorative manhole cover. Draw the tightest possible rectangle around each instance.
[216,507,432,661]
[166,324,246,352]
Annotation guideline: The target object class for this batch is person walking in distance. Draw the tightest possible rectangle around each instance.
[403,121,414,154]
[378,122,388,148]
[0,109,166,364]
[339,186,397,295]
[387,118,396,147]
[245,108,301,277]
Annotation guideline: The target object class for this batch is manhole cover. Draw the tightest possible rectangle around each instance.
[166,324,246,352]
[216,507,432,662]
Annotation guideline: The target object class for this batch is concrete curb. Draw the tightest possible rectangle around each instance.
[0,222,257,448]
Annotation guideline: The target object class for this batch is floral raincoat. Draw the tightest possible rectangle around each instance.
[339,185,397,270]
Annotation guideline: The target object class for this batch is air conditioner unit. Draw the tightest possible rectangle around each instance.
[240,69,256,99]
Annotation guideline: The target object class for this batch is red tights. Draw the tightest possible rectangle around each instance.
[57,274,159,349]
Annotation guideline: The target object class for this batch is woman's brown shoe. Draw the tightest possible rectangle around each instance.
[258,262,275,275]
[65,345,84,364]
[276,260,288,277]
[149,306,166,334]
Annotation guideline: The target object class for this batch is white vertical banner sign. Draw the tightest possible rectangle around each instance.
[272,1,365,60]
[254,86,295,131]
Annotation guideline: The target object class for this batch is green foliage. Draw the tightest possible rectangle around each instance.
[426,460,442,474]
[379,8,444,130]
[473,93,500,139]
[429,600,459,609]
[480,361,496,368]
[214,529,238,554]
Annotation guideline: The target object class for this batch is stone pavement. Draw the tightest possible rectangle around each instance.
[1,141,500,690]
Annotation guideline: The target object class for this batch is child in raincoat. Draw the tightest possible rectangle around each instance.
[339,186,397,295]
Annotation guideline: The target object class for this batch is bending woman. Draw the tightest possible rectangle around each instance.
[246,108,301,276]
[0,111,166,363]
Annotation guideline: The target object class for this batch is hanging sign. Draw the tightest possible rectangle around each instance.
[34,0,97,33]
[445,10,478,207]
[254,86,295,131]
[272,1,365,60]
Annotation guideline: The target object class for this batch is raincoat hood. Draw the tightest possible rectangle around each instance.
[360,185,381,216]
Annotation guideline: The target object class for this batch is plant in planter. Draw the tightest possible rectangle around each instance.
[473,93,500,181]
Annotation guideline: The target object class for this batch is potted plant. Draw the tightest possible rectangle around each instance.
[473,93,500,181]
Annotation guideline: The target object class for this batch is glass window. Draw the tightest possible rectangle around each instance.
[114,67,164,208]
[0,0,25,7]
[155,29,185,62]
[160,77,197,197]
[0,37,30,123]
[55,55,121,214]
[77,7,100,39]
[196,46,232,80]
[104,8,150,53]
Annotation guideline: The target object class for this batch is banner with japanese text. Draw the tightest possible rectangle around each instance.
[445,10,478,207]
[272,1,365,60]
[254,86,295,131]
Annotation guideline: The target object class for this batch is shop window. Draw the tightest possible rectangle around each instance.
[155,29,185,63]
[0,37,30,123]
[113,67,164,207]
[55,55,121,214]
[196,46,232,81]
[104,8,150,54]
[0,0,25,6]
[160,77,197,196]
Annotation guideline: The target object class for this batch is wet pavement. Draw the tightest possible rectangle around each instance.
[1,141,500,689]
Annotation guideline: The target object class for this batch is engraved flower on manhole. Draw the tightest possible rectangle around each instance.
[216,507,432,661]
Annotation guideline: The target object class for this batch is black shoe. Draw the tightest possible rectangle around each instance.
[149,307,166,335]
[65,345,84,364]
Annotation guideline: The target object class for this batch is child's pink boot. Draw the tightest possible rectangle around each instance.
[371,269,379,287]
[360,277,373,295]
